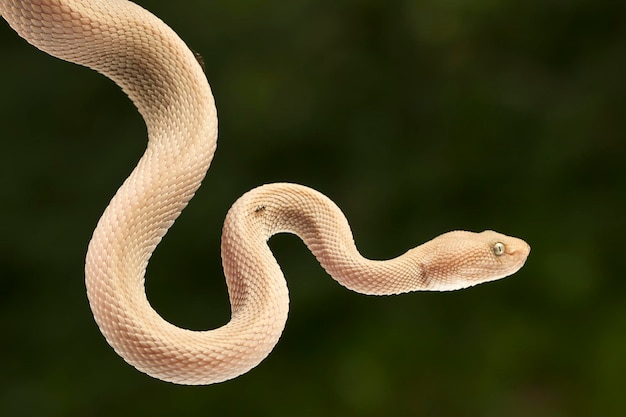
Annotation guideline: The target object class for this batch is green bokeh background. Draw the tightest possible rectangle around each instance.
[1,0,625,415]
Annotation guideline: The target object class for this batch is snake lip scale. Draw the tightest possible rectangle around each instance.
[1,0,530,385]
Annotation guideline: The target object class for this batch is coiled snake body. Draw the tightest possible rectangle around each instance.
[1,0,530,385]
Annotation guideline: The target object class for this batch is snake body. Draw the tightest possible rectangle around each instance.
[1,0,530,385]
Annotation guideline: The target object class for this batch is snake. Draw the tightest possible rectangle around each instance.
[1,0,530,385]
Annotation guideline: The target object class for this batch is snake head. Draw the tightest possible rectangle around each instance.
[419,230,531,291]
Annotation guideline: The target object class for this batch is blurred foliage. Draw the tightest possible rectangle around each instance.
[1,0,625,416]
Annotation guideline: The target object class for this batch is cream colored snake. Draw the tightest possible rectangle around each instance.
[1,0,530,385]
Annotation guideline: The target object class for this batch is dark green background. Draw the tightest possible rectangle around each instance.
[1,0,625,416]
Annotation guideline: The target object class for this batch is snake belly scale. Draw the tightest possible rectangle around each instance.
[0,0,530,385]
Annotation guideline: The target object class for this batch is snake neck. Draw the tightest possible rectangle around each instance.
[222,183,432,299]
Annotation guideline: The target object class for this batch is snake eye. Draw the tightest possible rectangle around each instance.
[493,242,505,256]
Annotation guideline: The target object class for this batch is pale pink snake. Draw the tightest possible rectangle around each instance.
[0,0,530,385]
